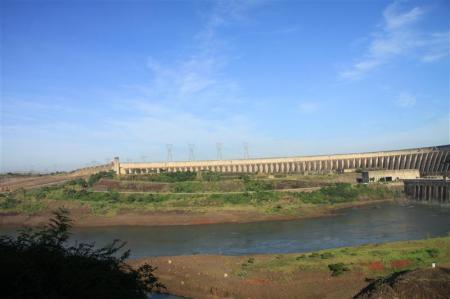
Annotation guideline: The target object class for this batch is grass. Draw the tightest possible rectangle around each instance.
[232,237,450,279]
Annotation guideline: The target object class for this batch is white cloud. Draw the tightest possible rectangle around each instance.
[383,3,425,30]
[340,1,449,80]
[395,92,416,108]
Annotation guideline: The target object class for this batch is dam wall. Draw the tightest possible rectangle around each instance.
[404,179,450,204]
[113,145,450,176]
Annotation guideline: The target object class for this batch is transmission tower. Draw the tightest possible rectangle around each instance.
[188,144,195,161]
[141,155,147,162]
[216,142,223,160]
[243,142,249,159]
[166,144,173,162]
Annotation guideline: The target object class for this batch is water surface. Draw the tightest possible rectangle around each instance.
[2,203,449,258]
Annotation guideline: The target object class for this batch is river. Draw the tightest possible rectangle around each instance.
[1,203,449,258]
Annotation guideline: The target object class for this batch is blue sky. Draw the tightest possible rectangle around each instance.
[1,0,449,172]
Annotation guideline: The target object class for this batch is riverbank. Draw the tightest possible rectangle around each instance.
[0,198,395,227]
[1,178,403,227]
[131,237,450,299]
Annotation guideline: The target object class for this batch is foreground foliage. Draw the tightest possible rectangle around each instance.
[0,209,164,299]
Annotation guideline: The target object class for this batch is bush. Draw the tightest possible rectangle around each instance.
[320,252,335,259]
[0,209,165,298]
[172,182,201,193]
[425,248,439,258]
[88,171,115,186]
[67,178,88,188]
[126,172,197,183]
[328,263,350,276]
[201,171,222,182]
[244,179,274,192]
[0,195,19,209]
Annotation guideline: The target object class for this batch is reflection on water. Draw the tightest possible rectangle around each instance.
[1,203,449,259]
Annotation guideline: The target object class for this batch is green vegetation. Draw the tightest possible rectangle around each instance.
[232,237,450,279]
[68,178,88,188]
[0,192,45,214]
[122,171,197,183]
[200,171,223,181]
[0,209,164,299]
[0,180,399,216]
[243,176,274,192]
[328,263,350,276]
[87,170,115,186]
[293,183,399,204]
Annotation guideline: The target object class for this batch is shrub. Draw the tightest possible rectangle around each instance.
[0,209,165,298]
[328,263,350,276]
[201,171,222,182]
[127,172,197,183]
[244,179,274,192]
[425,248,439,258]
[67,178,88,188]
[0,195,19,209]
[88,171,115,186]
[320,252,335,259]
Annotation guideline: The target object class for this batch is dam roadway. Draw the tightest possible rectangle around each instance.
[111,145,450,176]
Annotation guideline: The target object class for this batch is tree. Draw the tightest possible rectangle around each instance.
[0,208,165,299]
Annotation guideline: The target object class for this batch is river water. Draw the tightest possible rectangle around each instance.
[1,203,449,258]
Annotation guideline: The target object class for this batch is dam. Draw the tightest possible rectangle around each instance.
[110,145,450,176]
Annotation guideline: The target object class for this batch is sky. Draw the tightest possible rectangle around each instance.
[1,0,449,172]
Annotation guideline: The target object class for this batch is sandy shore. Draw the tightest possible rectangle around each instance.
[0,199,394,228]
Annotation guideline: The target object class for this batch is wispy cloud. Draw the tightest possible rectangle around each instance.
[395,92,416,108]
[106,1,265,160]
[339,1,449,80]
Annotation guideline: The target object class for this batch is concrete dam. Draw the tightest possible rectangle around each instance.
[111,145,450,176]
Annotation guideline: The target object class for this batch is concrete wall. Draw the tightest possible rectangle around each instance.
[361,169,420,183]
[114,145,450,176]
[404,179,450,204]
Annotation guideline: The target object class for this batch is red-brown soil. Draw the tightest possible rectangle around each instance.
[130,255,369,299]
